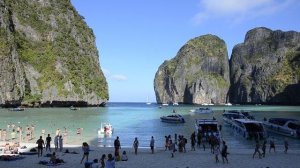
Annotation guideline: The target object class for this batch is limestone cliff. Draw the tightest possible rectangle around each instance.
[154,35,230,104]
[0,0,108,107]
[229,27,300,105]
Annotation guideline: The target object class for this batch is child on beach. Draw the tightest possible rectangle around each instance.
[214,145,220,163]
[269,137,276,153]
[121,151,128,161]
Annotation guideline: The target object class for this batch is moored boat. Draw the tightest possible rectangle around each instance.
[10,107,25,111]
[160,114,185,123]
[222,110,255,125]
[190,107,213,114]
[231,119,267,140]
[263,118,300,138]
[195,118,220,137]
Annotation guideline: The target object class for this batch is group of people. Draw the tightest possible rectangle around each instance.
[0,123,36,143]
[252,137,289,159]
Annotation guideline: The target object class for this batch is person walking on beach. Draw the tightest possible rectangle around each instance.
[262,140,267,157]
[133,137,139,155]
[253,140,262,159]
[284,138,288,154]
[54,135,59,151]
[269,137,276,153]
[214,145,220,163]
[46,134,52,152]
[80,142,90,164]
[114,136,121,160]
[36,136,45,157]
[190,132,196,151]
[221,141,228,164]
[150,136,155,154]
[59,135,63,152]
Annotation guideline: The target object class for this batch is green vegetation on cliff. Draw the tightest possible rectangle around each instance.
[1,0,108,105]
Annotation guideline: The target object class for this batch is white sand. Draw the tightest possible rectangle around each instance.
[0,142,300,168]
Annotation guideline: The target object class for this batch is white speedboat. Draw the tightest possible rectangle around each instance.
[98,123,113,135]
[160,114,185,123]
[190,107,213,114]
[10,107,25,111]
[195,118,220,137]
[231,119,267,140]
[263,118,300,138]
[222,110,255,125]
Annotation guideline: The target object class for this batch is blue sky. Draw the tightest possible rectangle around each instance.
[71,0,300,102]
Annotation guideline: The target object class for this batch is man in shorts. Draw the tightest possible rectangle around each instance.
[36,136,45,157]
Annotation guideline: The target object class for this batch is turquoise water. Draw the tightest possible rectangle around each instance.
[0,103,300,149]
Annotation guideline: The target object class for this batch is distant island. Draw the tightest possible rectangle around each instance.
[154,27,300,105]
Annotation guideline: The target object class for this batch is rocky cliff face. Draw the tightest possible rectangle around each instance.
[0,0,108,107]
[229,27,300,105]
[154,35,230,104]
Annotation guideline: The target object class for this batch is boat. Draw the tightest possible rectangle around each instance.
[224,102,232,106]
[146,96,151,105]
[190,107,213,114]
[162,103,169,106]
[173,102,179,106]
[160,114,185,123]
[195,118,220,137]
[69,106,78,110]
[10,107,25,111]
[262,118,300,138]
[222,110,255,125]
[98,123,113,135]
[231,119,267,140]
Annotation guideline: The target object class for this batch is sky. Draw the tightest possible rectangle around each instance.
[70,0,300,102]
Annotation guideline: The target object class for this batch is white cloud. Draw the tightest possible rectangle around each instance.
[112,74,127,81]
[193,0,296,24]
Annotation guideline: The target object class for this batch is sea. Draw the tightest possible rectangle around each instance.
[0,103,300,149]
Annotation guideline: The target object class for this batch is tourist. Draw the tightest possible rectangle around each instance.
[91,159,100,168]
[170,140,177,158]
[221,141,228,164]
[50,152,57,164]
[54,135,59,151]
[36,136,45,157]
[190,132,196,151]
[80,142,90,164]
[114,136,121,160]
[262,140,267,157]
[269,137,276,153]
[100,154,106,168]
[59,135,63,152]
[150,136,155,154]
[214,145,220,163]
[284,138,288,154]
[133,137,139,155]
[253,140,262,159]
[105,153,115,168]
[56,128,60,136]
[11,129,16,142]
[121,151,128,161]
[46,134,52,152]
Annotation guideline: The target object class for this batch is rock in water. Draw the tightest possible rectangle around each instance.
[0,0,108,107]
[154,35,230,104]
[229,27,300,105]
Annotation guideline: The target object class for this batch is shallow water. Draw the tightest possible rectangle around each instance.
[0,103,300,149]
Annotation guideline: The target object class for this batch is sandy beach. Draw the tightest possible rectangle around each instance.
[1,141,300,168]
